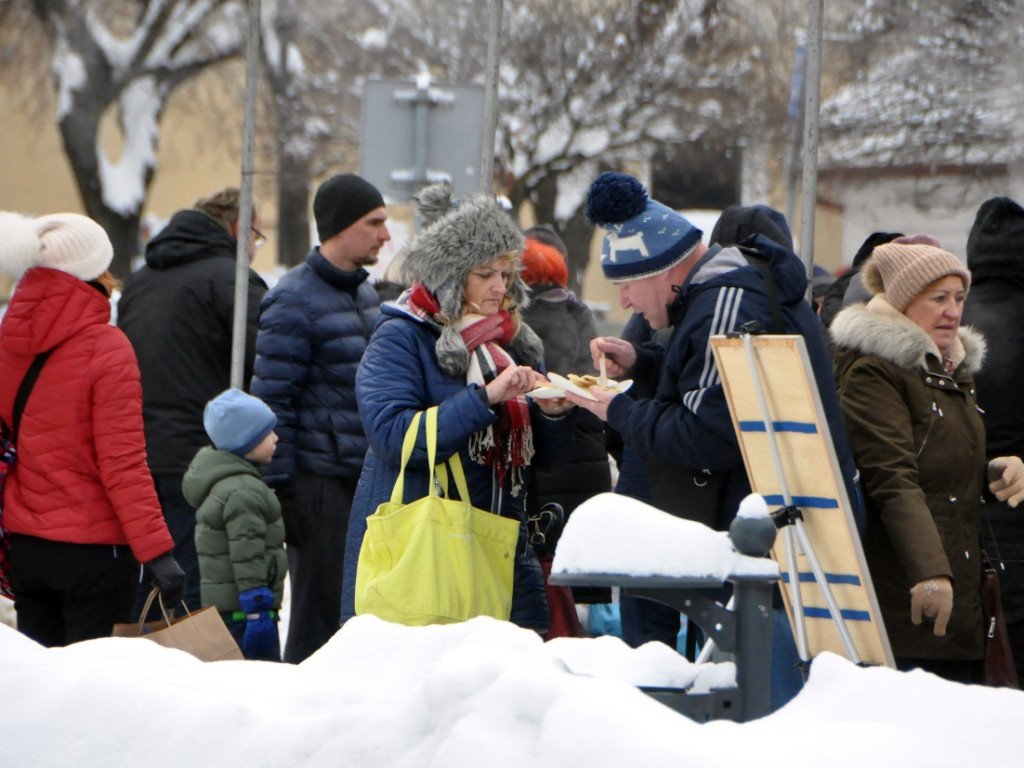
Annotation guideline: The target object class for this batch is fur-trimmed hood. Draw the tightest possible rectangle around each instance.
[397,182,542,377]
[830,295,986,374]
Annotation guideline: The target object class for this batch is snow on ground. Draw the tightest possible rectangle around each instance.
[3,614,1023,768]
[4,493,1023,767]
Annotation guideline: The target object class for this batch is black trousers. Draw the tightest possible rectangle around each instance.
[10,533,140,647]
[1009,619,1024,684]
[283,472,354,664]
[896,656,978,684]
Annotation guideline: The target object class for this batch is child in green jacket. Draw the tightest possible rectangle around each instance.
[183,388,287,661]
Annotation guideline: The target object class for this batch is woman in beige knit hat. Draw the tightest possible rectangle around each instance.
[830,241,1024,683]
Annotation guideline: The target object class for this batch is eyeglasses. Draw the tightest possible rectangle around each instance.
[251,226,267,249]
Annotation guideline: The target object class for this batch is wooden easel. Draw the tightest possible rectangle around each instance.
[710,333,894,668]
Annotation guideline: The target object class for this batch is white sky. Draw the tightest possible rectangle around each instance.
[3,493,1023,767]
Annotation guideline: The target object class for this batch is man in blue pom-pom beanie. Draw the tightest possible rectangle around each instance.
[569,172,862,712]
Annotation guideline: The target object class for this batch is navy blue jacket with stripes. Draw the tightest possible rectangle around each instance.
[605,234,863,534]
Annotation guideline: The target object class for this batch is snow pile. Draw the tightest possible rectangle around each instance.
[4,616,1024,767]
[552,492,779,581]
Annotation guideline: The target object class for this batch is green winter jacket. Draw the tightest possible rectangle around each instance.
[182,447,287,615]
[831,296,987,662]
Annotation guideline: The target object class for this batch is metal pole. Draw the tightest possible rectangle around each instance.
[784,37,806,230]
[741,335,811,664]
[798,0,824,293]
[231,0,261,390]
[414,80,429,187]
[479,0,504,193]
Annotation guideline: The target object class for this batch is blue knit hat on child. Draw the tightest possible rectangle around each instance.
[585,172,703,282]
[203,389,277,457]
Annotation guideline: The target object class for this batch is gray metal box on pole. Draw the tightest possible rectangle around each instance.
[360,77,485,202]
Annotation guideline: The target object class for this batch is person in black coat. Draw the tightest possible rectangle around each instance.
[118,187,268,617]
[520,227,610,516]
[520,227,612,610]
[818,231,903,331]
[962,195,1024,683]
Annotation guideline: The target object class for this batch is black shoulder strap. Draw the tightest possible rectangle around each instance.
[737,246,785,334]
[11,350,53,442]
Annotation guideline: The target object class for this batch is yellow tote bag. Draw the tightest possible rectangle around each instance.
[355,407,519,625]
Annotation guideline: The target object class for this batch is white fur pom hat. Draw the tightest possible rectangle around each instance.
[0,211,113,282]
[400,182,543,376]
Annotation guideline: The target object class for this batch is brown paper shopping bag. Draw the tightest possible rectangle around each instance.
[112,588,243,662]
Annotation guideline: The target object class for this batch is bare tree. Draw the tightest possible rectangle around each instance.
[0,0,816,283]
[259,0,427,266]
[1,0,245,276]
[340,0,762,290]
[819,0,1024,173]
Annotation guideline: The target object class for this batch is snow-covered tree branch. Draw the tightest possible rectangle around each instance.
[20,0,245,275]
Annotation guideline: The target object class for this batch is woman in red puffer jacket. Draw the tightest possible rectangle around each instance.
[0,211,184,647]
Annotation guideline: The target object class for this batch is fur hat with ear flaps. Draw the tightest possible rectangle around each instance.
[401,181,543,377]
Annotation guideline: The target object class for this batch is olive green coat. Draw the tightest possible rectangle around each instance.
[831,296,987,662]
[183,447,287,613]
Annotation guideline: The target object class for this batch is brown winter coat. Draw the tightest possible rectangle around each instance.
[831,296,986,662]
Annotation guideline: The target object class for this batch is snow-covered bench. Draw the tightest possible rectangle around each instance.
[549,493,780,722]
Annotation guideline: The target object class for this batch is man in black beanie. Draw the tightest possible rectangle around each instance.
[251,173,389,662]
[962,195,1024,684]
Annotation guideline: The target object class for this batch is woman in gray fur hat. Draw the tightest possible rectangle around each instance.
[339,182,577,632]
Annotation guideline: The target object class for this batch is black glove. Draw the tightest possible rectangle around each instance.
[146,552,186,608]
[527,502,565,559]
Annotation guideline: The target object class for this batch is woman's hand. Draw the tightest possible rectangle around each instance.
[590,336,636,379]
[484,365,546,405]
[988,456,1024,507]
[910,577,953,636]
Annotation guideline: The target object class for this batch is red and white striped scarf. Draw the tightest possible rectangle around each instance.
[409,281,534,496]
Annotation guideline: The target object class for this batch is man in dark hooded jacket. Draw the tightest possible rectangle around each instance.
[710,203,795,253]
[962,195,1024,683]
[818,231,903,331]
[118,187,268,615]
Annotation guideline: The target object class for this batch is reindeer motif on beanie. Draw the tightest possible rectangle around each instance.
[585,173,703,282]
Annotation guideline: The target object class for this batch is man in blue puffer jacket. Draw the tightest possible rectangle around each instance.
[250,173,388,663]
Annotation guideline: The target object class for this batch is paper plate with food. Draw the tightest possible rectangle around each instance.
[546,372,633,401]
[525,382,568,400]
